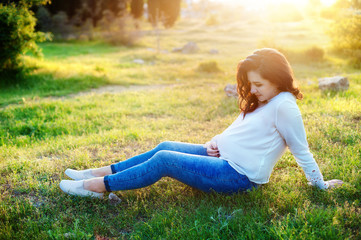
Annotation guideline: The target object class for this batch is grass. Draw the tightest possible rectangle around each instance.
[0,5,360,239]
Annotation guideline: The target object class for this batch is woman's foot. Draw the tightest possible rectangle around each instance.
[59,180,104,198]
[65,169,95,180]
[65,166,112,180]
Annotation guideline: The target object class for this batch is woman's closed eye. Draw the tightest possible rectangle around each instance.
[252,83,262,87]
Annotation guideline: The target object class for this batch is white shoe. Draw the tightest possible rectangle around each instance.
[65,169,95,180]
[59,180,104,199]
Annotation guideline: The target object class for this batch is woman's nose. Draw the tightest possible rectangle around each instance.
[250,86,256,94]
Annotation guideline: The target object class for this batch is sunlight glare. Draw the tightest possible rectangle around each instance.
[320,0,337,7]
[208,0,338,8]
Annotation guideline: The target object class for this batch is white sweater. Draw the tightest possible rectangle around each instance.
[212,92,328,189]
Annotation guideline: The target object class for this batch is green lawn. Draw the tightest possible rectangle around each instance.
[0,6,360,239]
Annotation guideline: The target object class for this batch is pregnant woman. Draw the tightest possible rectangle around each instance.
[60,48,343,198]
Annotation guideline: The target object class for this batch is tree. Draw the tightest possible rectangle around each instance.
[45,0,81,20]
[0,0,50,82]
[328,0,361,65]
[131,0,144,19]
[45,0,128,27]
[148,0,181,28]
[36,0,181,31]
[331,14,361,50]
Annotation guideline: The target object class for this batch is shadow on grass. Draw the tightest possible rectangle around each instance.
[0,70,109,107]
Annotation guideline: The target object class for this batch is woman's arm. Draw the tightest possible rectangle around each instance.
[275,100,343,189]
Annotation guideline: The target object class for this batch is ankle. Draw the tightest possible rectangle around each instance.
[84,178,106,193]
[92,166,112,177]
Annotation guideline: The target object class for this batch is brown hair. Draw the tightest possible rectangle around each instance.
[236,48,303,117]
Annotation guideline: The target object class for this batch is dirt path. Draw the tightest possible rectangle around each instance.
[1,84,175,110]
[67,84,172,97]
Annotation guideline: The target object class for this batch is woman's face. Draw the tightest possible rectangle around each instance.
[247,70,280,102]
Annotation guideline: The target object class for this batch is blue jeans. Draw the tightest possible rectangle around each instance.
[104,141,258,194]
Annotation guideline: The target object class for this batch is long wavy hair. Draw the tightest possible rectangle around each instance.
[237,48,303,117]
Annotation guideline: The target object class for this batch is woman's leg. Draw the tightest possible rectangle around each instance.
[100,150,257,194]
[65,166,112,180]
[109,141,207,174]
[65,141,207,180]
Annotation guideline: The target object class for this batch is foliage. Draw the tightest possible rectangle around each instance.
[303,46,325,62]
[329,14,361,50]
[43,0,128,29]
[321,0,361,19]
[35,5,52,32]
[328,1,361,66]
[131,0,144,19]
[0,0,49,6]
[197,61,222,73]
[334,0,361,9]
[35,0,142,42]
[45,0,84,23]
[148,0,181,28]
[98,11,140,46]
[51,11,74,39]
[280,47,325,63]
[34,0,181,41]
[258,38,325,63]
[0,0,50,84]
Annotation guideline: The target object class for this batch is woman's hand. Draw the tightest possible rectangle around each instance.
[308,179,344,189]
[325,179,344,189]
[205,141,220,157]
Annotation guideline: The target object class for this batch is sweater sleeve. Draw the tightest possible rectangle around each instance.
[275,100,329,189]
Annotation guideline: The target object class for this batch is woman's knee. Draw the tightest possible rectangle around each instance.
[155,141,174,151]
[152,150,170,161]
[148,150,172,173]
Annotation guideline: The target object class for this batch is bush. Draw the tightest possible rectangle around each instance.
[197,61,222,73]
[281,46,325,63]
[257,39,325,63]
[97,10,140,46]
[0,4,36,70]
[0,1,50,84]
[51,11,74,39]
[347,49,361,68]
[35,5,52,32]
[329,14,361,51]
[304,46,324,62]
[327,2,361,67]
